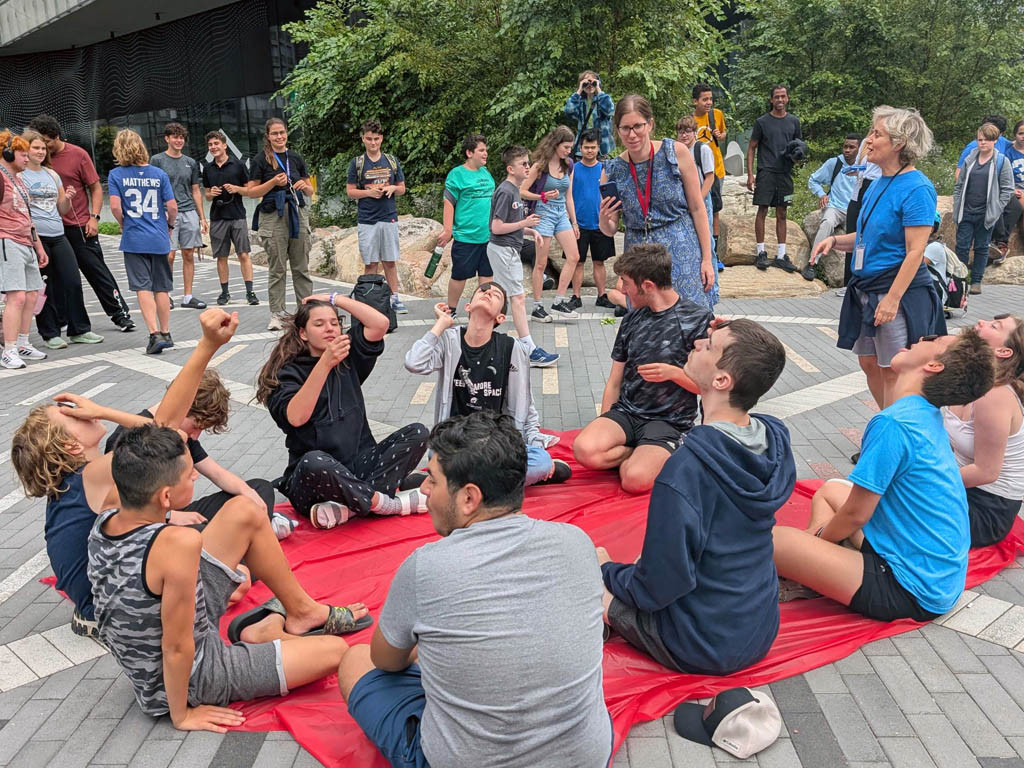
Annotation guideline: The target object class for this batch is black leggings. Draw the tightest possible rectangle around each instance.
[36,234,92,339]
[993,195,1023,245]
[282,424,429,517]
[185,478,276,521]
[63,225,132,323]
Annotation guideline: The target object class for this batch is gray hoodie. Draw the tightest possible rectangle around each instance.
[404,328,557,449]
[953,148,1014,230]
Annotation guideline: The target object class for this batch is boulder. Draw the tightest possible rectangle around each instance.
[717,189,811,268]
[800,208,846,287]
[718,265,828,299]
[983,254,1024,285]
[724,141,745,176]
[938,196,1024,261]
[544,232,626,286]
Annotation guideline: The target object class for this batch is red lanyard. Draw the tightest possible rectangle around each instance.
[628,143,654,223]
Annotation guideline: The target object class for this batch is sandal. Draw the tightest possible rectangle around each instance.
[227,597,287,643]
[304,605,374,636]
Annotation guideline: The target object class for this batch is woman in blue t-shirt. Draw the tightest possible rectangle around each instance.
[990,119,1024,261]
[811,106,943,417]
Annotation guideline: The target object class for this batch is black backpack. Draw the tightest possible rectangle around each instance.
[349,273,397,334]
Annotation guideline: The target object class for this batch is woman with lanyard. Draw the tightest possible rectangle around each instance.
[21,130,102,350]
[811,106,944,428]
[598,94,716,311]
[243,118,315,331]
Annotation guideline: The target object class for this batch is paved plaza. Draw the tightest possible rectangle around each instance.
[1,237,1024,767]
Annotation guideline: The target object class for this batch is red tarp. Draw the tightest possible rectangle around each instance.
[45,430,1024,767]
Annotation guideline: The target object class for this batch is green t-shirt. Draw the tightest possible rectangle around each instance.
[444,164,495,244]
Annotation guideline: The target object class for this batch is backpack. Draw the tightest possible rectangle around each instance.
[354,153,399,188]
[525,158,574,215]
[349,273,397,334]
[828,156,844,188]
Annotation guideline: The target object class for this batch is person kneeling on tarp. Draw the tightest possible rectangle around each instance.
[404,283,570,487]
[597,319,795,675]
[337,411,613,768]
[774,330,995,622]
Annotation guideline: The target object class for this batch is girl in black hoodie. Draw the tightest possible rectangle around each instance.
[256,296,428,529]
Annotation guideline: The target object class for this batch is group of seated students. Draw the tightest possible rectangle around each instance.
[8,240,1023,766]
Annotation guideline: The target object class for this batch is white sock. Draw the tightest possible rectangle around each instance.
[777,244,787,259]
[534,300,544,309]
[3,342,15,352]
[757,242,765,254]
[16,334,29,347]
[518,335,536,355]
[183,294,193,303]
[371,489,426,516]
[555,294,566,302]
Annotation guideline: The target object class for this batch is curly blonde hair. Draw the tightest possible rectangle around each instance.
[183,369,231,433]
[11,406,88,498]
[112,129,149,166]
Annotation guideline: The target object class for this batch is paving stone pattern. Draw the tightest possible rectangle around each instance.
[1,244,1023,765]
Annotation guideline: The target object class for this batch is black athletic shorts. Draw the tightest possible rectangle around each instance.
[752,169,794,208]
[848,537,941,623]
[607,597,687,673]
[601,408,682,454]
[710,176,723,213]
[450,240,492,281]
[576,228,615,262]
[967,486,1022,548]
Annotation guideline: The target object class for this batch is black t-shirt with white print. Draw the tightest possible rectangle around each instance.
[452,328,509,416]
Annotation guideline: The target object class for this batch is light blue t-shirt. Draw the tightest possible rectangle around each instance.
[107,165,174,255]
[850,395,968,614]
[571,160,603,230]
[20,167,64,237]
[853,170,936,277]
[958,137,1013,168]
[1004,145,1024,189]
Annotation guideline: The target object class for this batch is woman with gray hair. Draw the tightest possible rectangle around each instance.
[811,106,945,433]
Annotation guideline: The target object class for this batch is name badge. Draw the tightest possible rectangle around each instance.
[854,245,865,272]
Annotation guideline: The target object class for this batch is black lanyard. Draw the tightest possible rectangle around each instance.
[857,163,909,240]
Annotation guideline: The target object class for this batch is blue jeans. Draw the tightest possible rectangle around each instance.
[524,444,554,486]
[955,214,992,286]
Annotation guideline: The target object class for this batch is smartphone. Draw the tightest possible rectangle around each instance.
[599,182,619,201]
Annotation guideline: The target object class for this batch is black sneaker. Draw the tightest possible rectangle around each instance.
[550,300,579,319]
[168,296,175,309]
[531,305,552,323]
[568,295,583,311]
[247,291,260,306]
[536,459,572,485]
[801,264,816,281]
[182,296,207,309]
[161,331,174,348]
[772,256,798,273]
[542,275,556,291]
[113,315,136,332]
[851,451,861,464]
[146,333,172,355]
[216,292,231,306]
[595,293,616,309]
[755,251,769,270]
[614,306,628,317]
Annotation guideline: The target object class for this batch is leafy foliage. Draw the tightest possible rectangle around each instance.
[283,0,731,201]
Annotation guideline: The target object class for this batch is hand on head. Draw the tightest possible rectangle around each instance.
[52,392,103,420]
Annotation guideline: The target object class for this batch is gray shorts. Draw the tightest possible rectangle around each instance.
[357,221,400,265]
[850,290,908,367]
[607,597,685,673]
[486,242,526,297]
[188,550,288,708]
[0,238,44,292]
[210,218,251,259]
[124,252,174,293]
[170,209,204,251]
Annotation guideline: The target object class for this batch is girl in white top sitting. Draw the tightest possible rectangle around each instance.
[944,314,1024,546]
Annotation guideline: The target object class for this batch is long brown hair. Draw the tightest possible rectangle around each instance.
[262,117,287,166]
[20,129,52,167]
[532,125,575,175]
[995,314,1024,401]
[255,300,336,405]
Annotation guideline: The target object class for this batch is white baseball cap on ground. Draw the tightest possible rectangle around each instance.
[673,687,782,759]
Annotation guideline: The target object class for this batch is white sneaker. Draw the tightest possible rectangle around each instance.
[270,511,299,540]
[267,313,284,331]
[0,348,26,369]
[17,343,47,360]
[310,501,350,529]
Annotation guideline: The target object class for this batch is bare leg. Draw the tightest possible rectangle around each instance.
[216,258,229,284]
[532,237,551,301]
[601,588,613,623]
[363,261,380,275]
[447,278,467,312]
[181,249,196,296]
[381,261,399,294]
[879,365,898,409]
[807,480,852,532]
[593,261,608,296]
[573,417,633,470]
[772,526,865,606]
[755,207,768,244]
[572,262,584,297]
[859,355,885,410]
[238,253,254,282]
[2,291,25,344]
[509,293,530,341]
[155,292,170,334]
[776,207,788,245]
[240,614,350,692]
[553,229,580,296]
[19,291,37,335]
[337,644,376,701]
[618,444,672,494]
[137,290,158,333]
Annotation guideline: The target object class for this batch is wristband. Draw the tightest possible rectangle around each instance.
[329,291,337,307]
[540,191,547,204]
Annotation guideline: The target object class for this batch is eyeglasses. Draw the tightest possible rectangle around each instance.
[619,122,649,136]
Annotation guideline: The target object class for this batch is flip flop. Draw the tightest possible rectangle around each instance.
[227,597,287,644]
[303,605,374,636]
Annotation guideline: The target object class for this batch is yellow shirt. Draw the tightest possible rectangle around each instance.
[694,109,726,178]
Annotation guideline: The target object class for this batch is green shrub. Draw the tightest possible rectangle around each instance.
[97,221,121,235]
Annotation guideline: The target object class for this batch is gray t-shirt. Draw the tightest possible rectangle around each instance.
[709,418,769,455]
[20,167,64,237]
[150,152,200,211]
[489,179,526,249]
[379,514,612,768]
[964,157,990,217]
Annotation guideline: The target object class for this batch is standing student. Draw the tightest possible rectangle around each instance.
[692,84,726,252]
[486,146,557,366]
[20,130,102,349]
[151,122,208,309]
[107,130,178,356]
[245,118,314,331]
[989,120,1024,263]
[27,114,135,332]
[256,297,429,530]
[572,129,617,310]
[438,134,495,319]
[346,120,408,314]
[202,130,258,306]
[955,115,1012,181]
[0,129,50,369]
[564,69,615,159]
[805,134,862,281]
[746,85,802,273]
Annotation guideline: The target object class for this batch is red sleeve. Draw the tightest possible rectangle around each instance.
[78,148,99,187]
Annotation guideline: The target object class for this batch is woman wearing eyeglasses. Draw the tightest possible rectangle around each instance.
[564,70,615,160]
[598,94,716,311]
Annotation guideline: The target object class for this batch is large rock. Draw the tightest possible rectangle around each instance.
[724,141,744,176]
[800,208,847,287]
[717,176,811,268]
[938,195,1024,261]
[544,231,626,286]
[983,254,1024,285]
[718,265,828,298]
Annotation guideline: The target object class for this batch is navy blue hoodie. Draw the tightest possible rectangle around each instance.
[602,414,796,675]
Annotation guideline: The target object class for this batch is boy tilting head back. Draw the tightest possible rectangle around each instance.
[598,319,795,675]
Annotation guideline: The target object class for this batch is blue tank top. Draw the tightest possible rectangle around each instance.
[572,161,604,230]
[44,466,97,620]
[537,169,571,215]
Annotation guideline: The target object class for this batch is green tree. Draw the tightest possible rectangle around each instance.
[283,0,731,206]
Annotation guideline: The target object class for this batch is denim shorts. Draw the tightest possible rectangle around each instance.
[347,664,428,768]
[534,202,572,238]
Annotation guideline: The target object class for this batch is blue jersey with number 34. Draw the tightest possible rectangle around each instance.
[108,164,174,254]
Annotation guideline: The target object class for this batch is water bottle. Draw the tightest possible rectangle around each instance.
[424,246,443,278]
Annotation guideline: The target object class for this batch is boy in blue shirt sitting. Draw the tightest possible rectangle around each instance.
[773,330,995,621]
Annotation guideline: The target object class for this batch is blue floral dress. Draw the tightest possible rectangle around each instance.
[606,138,719,309]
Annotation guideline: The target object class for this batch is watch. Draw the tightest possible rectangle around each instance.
[91,213,100,220]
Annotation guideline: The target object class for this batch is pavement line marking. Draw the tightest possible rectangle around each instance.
[410,382,435,405]
[78,382,117,400]
[758,371,867,419]
[781,343,820,373]
[0,644,38,692]
[16,366,109,405]
[554,327,569,348]
[0,450,8,465]
[0,549,50,607]
[817,325,839,340]
[7,633,73,678]
[542,366,559,395]
[102,351,263,410]
[210,344,248,367]
[0,488,25,514]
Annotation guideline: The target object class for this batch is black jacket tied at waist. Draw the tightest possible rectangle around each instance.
[837,263,945,351]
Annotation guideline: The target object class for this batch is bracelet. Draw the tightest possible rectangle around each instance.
[814,526,825,538]
[540,191,547,204]
[328,291,337,306]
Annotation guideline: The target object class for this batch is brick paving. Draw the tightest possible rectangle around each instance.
[1,239,1023,766]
